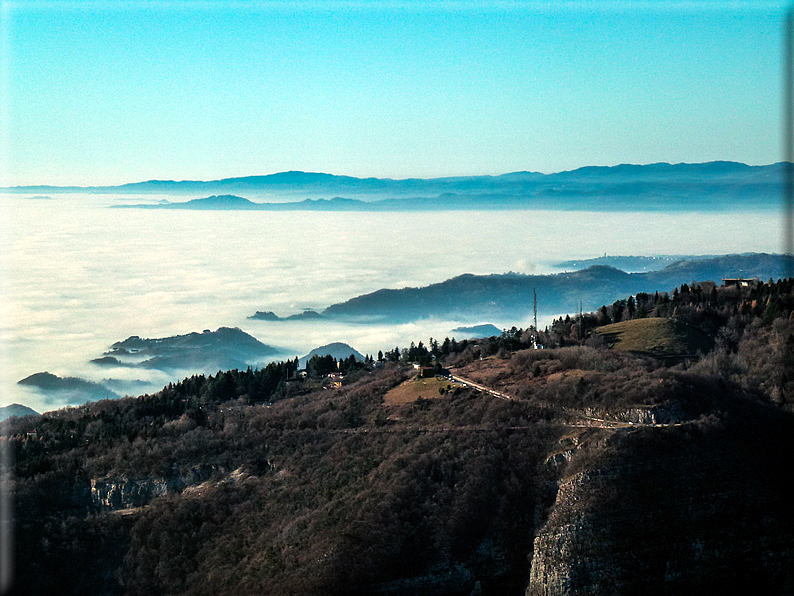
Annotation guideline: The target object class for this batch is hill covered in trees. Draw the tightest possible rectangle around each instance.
[0,404,39,422]
[4,276,794,594]
[92,327,280,371]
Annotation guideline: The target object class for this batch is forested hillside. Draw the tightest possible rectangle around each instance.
[4,277,794,595]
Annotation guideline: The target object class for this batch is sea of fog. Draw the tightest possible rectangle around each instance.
[1,193,784,414]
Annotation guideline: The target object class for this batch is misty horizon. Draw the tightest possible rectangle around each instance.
[5,159,792,190]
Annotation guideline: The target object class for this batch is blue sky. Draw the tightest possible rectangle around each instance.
[1,1,789,185]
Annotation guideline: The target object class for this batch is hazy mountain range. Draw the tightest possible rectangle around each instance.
[8,161,787,211]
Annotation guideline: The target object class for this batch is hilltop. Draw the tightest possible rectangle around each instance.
[0,403,39,422]
[298,342,364,368]
[591,318,712,360]
[91,327,279,371]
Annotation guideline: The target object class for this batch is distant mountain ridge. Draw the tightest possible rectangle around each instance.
[249,310,324,321]
[451,324,503,338]
[121,195,369,212]
[139,195,259,210]
[554,254,723,272]
[7,161,787,211]
[321,253,794,323]
[18,372,119,404]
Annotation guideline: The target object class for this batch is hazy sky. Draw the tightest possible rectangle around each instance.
[1,0,789,185]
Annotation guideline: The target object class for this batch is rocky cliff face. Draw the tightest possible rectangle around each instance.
[582,404,684,425]
[90,465,218,510]
[527,421,794,595]
[527,468,633,595]
[91,477,175,509]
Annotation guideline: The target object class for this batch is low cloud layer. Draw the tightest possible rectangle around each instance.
[4,194,782,412]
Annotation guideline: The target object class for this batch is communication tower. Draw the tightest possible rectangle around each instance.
[532,288,539,349]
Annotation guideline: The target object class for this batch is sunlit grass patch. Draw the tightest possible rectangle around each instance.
[382,376,457,406]
[593,317,712,359]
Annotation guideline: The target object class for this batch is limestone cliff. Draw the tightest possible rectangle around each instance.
[527,419,794,595]
[90,465,218,510]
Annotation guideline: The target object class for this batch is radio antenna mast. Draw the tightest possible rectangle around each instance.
[533,288,539,349]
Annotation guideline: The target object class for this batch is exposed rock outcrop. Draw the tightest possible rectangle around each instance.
[91,477,175,509]
[583,404,684,425]
[90,465,219,510]
[527,424,794,595]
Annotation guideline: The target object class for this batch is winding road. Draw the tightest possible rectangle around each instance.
[445,371,684,428]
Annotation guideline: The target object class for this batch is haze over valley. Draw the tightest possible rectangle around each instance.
[3,181,786,413]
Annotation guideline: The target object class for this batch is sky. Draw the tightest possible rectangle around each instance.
[1,0,790,185]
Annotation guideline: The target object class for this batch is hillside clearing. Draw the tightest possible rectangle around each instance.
[592,317,712,359]
[383,375,457,406]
